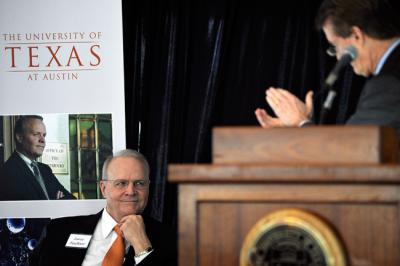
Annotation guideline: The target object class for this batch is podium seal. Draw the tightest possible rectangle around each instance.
[240,209,346,266]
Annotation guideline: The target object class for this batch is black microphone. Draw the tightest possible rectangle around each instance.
[325,45,357,87]
[319,46,357,124]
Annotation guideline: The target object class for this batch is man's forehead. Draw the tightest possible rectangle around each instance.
[323,28,342,48]
[107,157,145,176]
[25,119,46,131]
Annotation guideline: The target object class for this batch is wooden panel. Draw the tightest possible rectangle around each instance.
[198,203,400,266]
[212,126,399,164]
[178,186,197,266]
[199,204,240,266]
[177,184,400,266]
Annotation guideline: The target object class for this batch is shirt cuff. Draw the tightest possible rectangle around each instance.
[134,249,153,265]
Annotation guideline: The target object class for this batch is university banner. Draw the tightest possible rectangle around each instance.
[0,0,125,264]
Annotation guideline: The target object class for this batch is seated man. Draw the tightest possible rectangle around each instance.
[255,0,400,137]
[29,149,176,266]
[0,115,74,200]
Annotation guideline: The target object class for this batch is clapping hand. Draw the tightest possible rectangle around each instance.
[255,87,313,127]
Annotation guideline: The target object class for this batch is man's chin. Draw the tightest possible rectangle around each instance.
[352,67,368,77]
[34,151,44,157]
[120,204,142,215]
[120,200,139,205]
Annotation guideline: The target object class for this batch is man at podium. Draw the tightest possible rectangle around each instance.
[255,0,400,136]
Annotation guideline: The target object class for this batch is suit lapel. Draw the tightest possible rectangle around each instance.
[64,211,103,265]
[12,153,48,199]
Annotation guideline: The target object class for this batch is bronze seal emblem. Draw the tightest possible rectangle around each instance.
[240,209,346,266]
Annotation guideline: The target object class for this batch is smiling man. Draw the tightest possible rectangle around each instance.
[255,0,400,136]
[29,149,176,266]
[0,115,74,200]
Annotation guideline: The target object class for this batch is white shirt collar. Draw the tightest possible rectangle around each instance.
[374,38,400,75]
[17,151,35,165]
[100,208,130,250]
[101,208,119,239]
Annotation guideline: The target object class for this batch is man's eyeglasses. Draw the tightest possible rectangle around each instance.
[326,45,336,57]
[102,179,150,190]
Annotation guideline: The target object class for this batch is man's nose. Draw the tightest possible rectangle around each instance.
[125,182,137,195]
[39,135,45,142]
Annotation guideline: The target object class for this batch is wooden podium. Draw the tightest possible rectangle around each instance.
[168,126,400,266]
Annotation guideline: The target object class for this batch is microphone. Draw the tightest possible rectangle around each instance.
[325,45,357,87]
[319,45,357,124]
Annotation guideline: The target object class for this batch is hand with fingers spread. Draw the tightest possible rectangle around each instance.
[255,87,313,127]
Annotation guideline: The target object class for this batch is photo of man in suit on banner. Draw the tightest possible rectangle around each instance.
[0,113,114,201]
[0,115,74,200]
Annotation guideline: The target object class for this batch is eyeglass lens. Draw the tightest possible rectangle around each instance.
[103,179,149,190]
[326,46,336,57]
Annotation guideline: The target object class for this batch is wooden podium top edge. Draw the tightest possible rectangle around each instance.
[212,125,390,130]
[167,163,400,183]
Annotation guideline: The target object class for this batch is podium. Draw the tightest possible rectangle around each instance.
[168,126,400,266]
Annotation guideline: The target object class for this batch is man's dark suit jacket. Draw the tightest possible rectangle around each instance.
[29,210,177,266]
[307,44,400,135]
[0,152,74,200]
[346,44,400,135]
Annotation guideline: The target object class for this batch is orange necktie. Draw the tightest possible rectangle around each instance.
[102,225,125,266]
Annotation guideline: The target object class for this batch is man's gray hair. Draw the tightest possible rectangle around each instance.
[102,149,150,180]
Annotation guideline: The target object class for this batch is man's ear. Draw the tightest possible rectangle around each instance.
[350,26,365,44]
[15,134,23,144]
[99,181,107,198]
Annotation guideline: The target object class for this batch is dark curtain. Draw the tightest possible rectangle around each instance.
[122,0,365,224]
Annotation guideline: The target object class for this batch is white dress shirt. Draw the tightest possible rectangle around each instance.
[82,208,152,266]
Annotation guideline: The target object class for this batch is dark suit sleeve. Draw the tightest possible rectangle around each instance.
[136,218,177,266]
[138,248,176,266]
[0,167,20,201]
[346,74,400,136]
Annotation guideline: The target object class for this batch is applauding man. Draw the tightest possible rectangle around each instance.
[255,0,400,137]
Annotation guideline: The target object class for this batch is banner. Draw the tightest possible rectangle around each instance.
[0,0,125,263]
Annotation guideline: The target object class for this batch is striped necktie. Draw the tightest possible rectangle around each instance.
[102,225,125,266]
[30,161,49,199]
